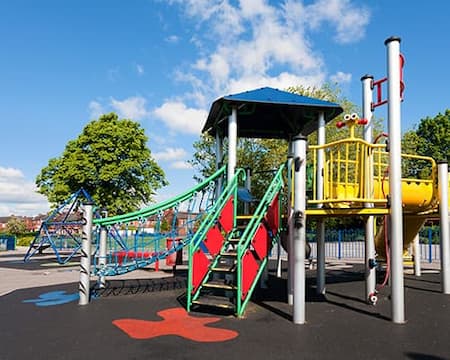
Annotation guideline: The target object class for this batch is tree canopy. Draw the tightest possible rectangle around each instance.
[415,109,450,161]
[6,217,27,235]
[36,113,168,215]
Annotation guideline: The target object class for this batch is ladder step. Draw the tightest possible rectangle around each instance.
[220,251,237,257]
[202,280,236,290]
[192,295,235,310]
[211,264,235,272]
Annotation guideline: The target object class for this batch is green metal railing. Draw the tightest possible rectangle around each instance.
[187,168,246,311]
[94,166,227,227]
[236,163,285,316]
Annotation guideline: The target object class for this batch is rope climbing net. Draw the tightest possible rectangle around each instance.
[92,166,226,277]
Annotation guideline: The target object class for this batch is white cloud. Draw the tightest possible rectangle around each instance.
[88,100,104,119]
[0,166,50,216]
[152,101,207,134]
[304,0,370,43]
[110,96,149,120]
[170,161,193,170]
[330,71,352,84]
[153,147,188,161]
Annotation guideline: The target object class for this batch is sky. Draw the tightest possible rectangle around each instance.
[1,0,449,217]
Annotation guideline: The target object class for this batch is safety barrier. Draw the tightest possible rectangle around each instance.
[307,138,438,212]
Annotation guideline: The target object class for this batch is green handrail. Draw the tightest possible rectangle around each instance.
[94,166,226,226]
[187,168,246,310]
[236,163,285,316]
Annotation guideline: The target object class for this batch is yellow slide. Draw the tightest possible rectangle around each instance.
[375,215,425,259]
[374,178,449,258]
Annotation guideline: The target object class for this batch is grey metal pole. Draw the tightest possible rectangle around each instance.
[438,161,450,293]
[98,226,107,288]
[316,112,326,295]
[293,135,307,324]
[413,233,421,277]
[244,167,252,215]
[215,131,223,198]
[361,74,377,302]
[79,201,94,305]
[227,107,237,183]
[287,143,294,305]
[386,36,405,323]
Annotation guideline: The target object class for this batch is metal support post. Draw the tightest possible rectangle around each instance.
[215,132,223,198]
[438,161,450,293]
[386,36,405,323]
[79,201,94,305]
[244,167,252,215]
[287,142,294,305]
[316,112,326,295]
[362,74,377,302]
[293,135,307,324]
[227,107,237,183]
[98,226,107,288]
[413,233,421,277]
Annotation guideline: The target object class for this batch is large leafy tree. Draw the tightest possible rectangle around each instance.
[36,113,168,215]
[415,110,450,161]
[401,110,449,178]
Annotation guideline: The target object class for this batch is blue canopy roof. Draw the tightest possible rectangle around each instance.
[202,87,343,139]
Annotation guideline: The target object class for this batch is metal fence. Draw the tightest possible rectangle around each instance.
[274,227,442,263]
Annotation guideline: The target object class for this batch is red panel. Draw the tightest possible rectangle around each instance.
[219,196,234,233]
[192,249,210,293]
[252,224,270,260]
[241,250,259,300]
[264,194,279,235]
[204,225,224,256]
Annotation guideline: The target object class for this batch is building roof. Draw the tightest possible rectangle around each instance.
[202,87,343,139]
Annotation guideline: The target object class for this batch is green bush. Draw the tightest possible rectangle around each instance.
[16,234,37,247]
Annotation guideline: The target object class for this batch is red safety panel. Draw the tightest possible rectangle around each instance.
[252,223,270,261]
[264,194,279,235]
[241,250,259,300]
[219,196,234,233]
[192,249,210,293]
[204,225,224,256]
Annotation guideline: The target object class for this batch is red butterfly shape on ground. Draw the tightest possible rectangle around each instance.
[113,307,238,343]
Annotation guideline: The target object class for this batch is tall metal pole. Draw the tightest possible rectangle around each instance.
[98,226,107,289]
[385,36,405,323]
[413,233,421,277]
[79,201,94,305]
[438,161,450,293]
[227,107,237,183]
[361,74,377,302]
[287,142,294,305]
[244,167,252,215]
[316,112,326,295]
[292,135,307,324]
[215,131,223,197]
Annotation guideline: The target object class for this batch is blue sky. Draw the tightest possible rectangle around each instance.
[1,0,449,217]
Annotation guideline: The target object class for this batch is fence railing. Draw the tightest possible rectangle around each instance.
[272,227,442,263]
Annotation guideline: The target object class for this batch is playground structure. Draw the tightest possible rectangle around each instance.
[24,188,94,264]
[30,37,449,325]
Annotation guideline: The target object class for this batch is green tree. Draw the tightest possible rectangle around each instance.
[36,113,168,215]
[415,110,450,161]
[6,217,27,235]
